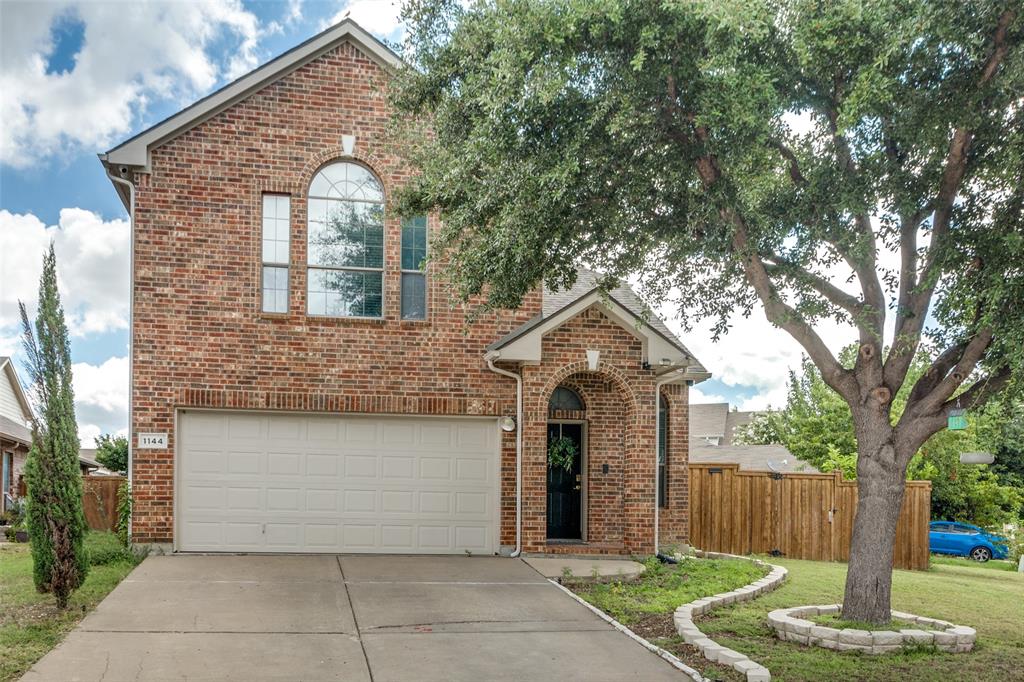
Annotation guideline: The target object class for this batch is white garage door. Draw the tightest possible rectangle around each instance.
[177,411,499,554]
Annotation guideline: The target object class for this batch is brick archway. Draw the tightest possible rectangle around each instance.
[539,360,640,421]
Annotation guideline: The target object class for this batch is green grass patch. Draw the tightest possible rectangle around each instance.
[808,613,917,632]
[699,556,1024,681]
[929,554,1017,572]
[1,533,141,682]
[563,556,767,625]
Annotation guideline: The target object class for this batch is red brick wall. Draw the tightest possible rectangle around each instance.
[129,41,537,543]
[128,38,689,552]
[512,307,689,554]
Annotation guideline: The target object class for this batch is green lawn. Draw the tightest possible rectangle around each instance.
[700,556,1024,681]
[567,555,1024,682]
[0,534,140,682]
[928,554,1018,572]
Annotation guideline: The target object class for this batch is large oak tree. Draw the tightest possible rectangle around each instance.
[388,0,1023,622]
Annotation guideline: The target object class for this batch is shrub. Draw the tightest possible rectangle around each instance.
[85,531,138,566]
[116,481,132,547]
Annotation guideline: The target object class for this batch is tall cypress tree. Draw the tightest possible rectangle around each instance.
[19,243,88,609]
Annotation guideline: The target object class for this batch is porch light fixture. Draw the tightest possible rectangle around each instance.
[660,358,671,366]
[586,349,600,371]
[499,415,517,432]
[960,451,994,465]
[341,134,356,156]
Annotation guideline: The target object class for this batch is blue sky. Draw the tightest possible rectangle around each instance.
[0,0,861,446]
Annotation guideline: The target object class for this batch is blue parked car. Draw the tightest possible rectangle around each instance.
[929,521,1009,562]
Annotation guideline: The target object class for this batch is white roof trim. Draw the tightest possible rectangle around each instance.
[100,19,401,173]
[0,357,34,422]
[487,291,699,375]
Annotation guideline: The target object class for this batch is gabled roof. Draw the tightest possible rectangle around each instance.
[100,18,401,206]
[487,270,709,382]
[0,357,33,423]
[689,403,730,439]
[689,443,818,473]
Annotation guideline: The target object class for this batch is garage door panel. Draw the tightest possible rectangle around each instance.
[178,413,498,554]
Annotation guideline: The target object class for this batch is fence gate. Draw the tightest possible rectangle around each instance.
[688,463,931,570]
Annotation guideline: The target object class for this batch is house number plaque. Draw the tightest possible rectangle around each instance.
[137,433,168,449]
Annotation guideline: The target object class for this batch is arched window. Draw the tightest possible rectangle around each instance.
[549,386,584,412]
[658,395,668,508]
[307,162,385,318]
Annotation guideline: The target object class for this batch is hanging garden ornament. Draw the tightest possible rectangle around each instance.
[960,451,995,465]
[948,407,968,431]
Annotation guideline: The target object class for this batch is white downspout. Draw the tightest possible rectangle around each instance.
[104,166,135,536]
[485,352,522,558]
[653,369,684,555]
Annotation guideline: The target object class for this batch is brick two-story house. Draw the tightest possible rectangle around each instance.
[100,20,710,556]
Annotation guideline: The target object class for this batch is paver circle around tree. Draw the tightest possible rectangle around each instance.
[766,604,976,654]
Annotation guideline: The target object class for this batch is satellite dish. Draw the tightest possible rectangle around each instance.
[766,459,781,473]
[960,451,994,465]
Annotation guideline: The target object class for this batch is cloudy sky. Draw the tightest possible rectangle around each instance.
[0,0,870,447]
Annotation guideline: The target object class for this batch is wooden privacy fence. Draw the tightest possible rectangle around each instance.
[689,463,931,570]
[82,476,126,532]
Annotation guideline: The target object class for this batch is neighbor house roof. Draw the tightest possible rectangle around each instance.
[689,443,819,473]
[0,357,33,425]
[0,415,31,448]
[486,269,709,382]
[689,403,731,440]
[100,18,401,208]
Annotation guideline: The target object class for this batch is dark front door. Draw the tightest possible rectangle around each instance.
[547,422,583,540]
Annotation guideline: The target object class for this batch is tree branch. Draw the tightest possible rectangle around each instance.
[905,328,994,418]
[771,140,806,186]
[886,9,1015,390]
[762,257,866,319]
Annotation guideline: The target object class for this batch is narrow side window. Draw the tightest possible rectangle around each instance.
[262,194,290,313]
[401,215,427,320]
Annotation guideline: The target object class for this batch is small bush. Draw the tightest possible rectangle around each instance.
[85,531,138,566]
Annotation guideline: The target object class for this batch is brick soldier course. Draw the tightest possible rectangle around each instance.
[101,19,707,555]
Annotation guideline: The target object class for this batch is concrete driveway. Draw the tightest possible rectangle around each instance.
[24,555,682,681]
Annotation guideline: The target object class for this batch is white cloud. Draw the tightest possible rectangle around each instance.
[688,386,727,405]
[72,356,128,448]
[321,0,403,37]
[0,208,129,337]
[0,1,268,168]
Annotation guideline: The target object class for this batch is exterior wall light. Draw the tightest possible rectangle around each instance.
[341,134,356,156]
[586,349,600,371]
[499,416,516,432]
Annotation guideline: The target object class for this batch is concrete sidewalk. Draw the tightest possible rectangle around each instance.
[23,554,681,681]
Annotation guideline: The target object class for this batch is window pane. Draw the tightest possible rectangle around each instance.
[262,266,288,313]
[308,200,384,268]
[549,386,584,411]
[401,272,426,320]
[401,216,427,270]
[309,162,384,202]
[262,196,290,266]
[308,268,382,318]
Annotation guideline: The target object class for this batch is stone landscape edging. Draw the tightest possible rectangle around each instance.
[673,550,787,682]
[766,604,977,654]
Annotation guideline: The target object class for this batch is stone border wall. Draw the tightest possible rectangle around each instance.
[672,551,787,682]
[767,604,976,654]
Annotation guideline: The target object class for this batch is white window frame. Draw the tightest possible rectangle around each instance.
[400,215,428,320]
[306,162,386,319]
[261,194,290,314]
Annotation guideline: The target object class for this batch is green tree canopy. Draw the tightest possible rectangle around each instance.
[389,0,1023,622]
[94,434,129,475]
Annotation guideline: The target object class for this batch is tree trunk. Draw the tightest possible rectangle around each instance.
[841,423,906,624]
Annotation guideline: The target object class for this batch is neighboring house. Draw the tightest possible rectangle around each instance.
[0,357,32,514]
[689,403,818,473]
[79,448,118,476]
[99,20,710,556]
